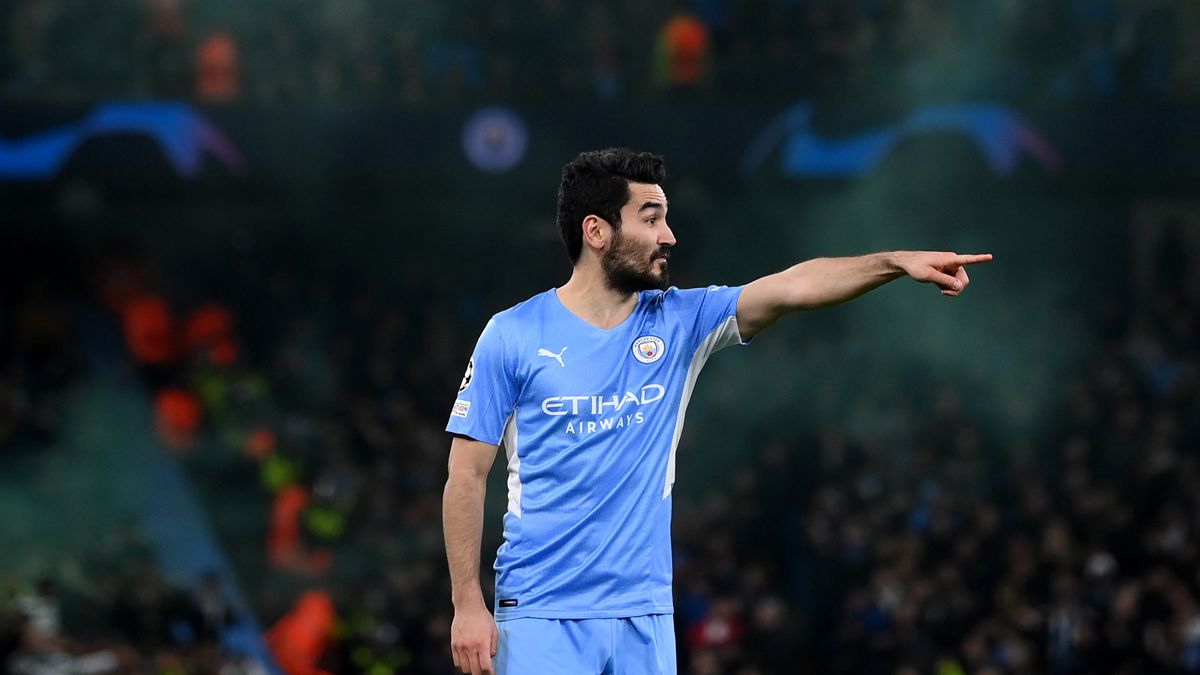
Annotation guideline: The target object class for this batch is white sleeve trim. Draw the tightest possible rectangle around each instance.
[501,412,522,517]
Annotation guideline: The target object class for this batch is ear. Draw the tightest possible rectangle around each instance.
[581,214,610,253]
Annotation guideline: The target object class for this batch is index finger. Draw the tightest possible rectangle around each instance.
[955,253,993,265]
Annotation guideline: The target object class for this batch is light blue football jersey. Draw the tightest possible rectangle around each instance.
[446,285,746,620]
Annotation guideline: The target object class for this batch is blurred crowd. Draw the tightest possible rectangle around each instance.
[0,277,79,453]
[3,0,1200,104]
[0,532,252,674]
[0,249,257,674]
[796,241,1200,674]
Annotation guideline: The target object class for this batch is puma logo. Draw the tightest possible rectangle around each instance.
[537,347,567,367]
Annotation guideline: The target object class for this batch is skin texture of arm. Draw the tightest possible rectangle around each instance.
[736,251,993,339]
[444,435,501,675]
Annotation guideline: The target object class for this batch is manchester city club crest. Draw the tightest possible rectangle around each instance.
[632,336,666,364]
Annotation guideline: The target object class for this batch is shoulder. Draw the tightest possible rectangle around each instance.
[648,285,741,309]
[488,289,553,327]
[478,289,554,348]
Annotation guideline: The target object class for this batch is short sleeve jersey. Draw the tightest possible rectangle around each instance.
[446,285,746,620]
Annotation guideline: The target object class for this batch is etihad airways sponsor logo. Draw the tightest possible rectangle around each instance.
[565,412,644,435]
[541,384,665,417]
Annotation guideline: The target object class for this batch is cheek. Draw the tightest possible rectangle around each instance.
[613,229,656,263]
[638,243,658,264]
[615,234,645,258]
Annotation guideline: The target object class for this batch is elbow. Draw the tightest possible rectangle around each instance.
[778,263,823,311]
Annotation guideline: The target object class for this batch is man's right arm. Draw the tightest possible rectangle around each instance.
[736,251,993,339]
[444,435,501,675]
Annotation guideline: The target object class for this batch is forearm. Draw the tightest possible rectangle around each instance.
[443,471,488,609]
[738,249,989,339]
[776,252,904,310]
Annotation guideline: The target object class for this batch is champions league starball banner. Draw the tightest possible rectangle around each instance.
[0,102,244,180]
[739,103,1061,178]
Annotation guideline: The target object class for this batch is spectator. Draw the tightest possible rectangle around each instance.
[196,30,240,102]
[655,11,712,94]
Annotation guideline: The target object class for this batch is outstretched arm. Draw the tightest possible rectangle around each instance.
[736,251,993,339]
[444,435,501,675]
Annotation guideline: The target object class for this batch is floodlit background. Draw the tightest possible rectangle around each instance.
[2,1,1199,673]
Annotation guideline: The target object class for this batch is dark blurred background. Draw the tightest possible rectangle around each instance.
[2,1,1199,674]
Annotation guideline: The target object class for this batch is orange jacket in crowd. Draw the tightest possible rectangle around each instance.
[266,590,336,675]
[197,31,240,102]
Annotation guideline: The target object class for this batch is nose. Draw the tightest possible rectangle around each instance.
[659,221,676,247]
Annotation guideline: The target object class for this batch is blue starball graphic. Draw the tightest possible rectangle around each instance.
[0,102,245,180]
[741,102,1061,179]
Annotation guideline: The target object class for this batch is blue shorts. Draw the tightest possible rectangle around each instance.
[495,614,676,675]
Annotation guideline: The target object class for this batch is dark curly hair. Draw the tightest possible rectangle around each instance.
[556,148,666,263]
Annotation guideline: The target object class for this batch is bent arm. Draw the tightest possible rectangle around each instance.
[443,435,500,610]
[736,251,992,339]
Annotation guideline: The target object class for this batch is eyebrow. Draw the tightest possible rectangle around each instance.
[639,201,667,212]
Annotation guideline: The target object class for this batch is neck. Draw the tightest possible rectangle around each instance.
[556,259,638,330]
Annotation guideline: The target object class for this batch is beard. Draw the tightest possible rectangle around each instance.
[601,230,670,294]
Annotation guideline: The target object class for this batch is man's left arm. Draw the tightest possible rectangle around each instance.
[736,251,993,339]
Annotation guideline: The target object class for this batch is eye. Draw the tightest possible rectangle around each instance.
[647,216,657,225]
